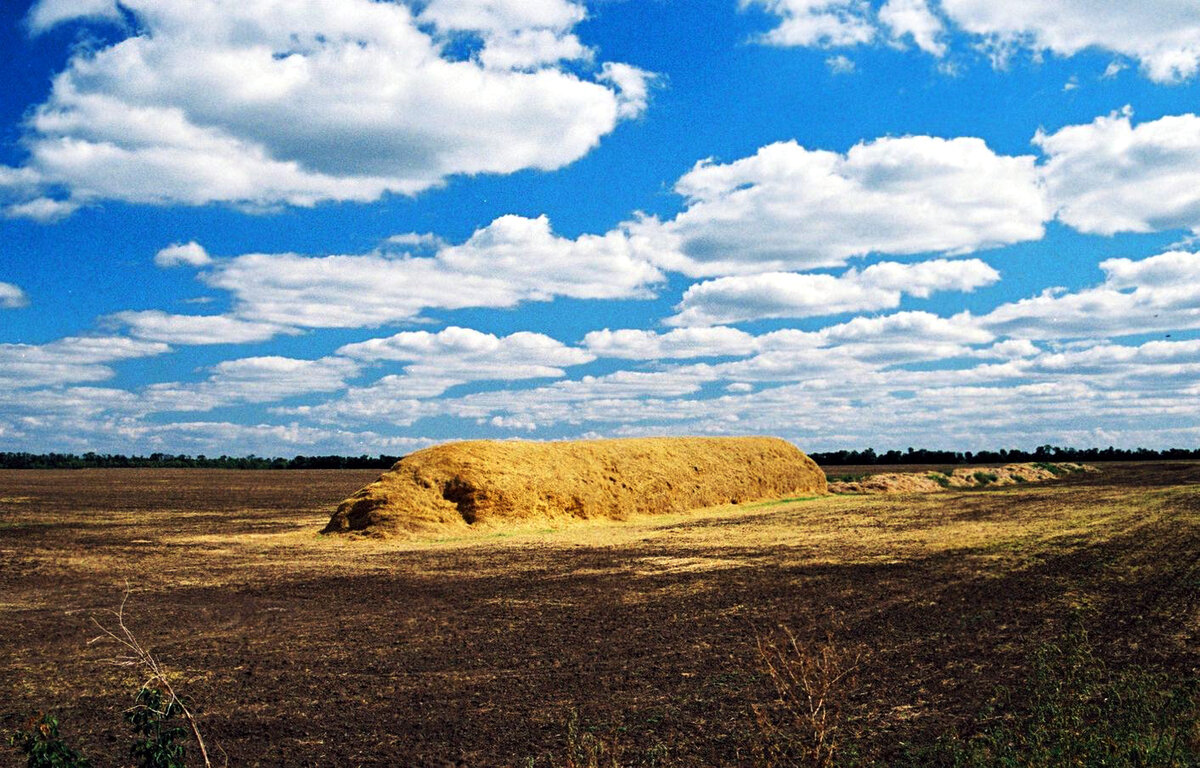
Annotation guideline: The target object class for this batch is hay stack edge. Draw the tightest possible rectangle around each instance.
[324,436,826,537]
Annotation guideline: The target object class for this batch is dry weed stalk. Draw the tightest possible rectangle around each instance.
[88,586,214,768]
[752,624,865,768]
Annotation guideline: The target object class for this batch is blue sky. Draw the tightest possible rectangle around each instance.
[5,0,1200,456]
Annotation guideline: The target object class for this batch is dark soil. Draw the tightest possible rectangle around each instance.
[1,464,1197,766]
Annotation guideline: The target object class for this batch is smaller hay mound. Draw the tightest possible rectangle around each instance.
[828,462,1092,494]
[324,436,826,536]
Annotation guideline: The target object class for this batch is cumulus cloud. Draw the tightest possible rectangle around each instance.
[879,0,945,55]
[0,382,435,454]
[133,421,435,456]
[107,310,292,345]
[338,325,594,382]
[669,258,1000,325]
[5,197,80,222]
[939,0,1200,83]
[154,241,212,268]
[825,54,857,73]
[748,1,1200,83]
[445,368,715,427]
[637,137,1046,277]
[977,249,1200,339]
[744,0,876,47]
[0,282,29,309]
[416,0,589,70]
[143,355,360,412]
[278,326,595,424]
[25,0,124,32]
[584,326,759,359]
[6,0,650,216]
[0,336,170,389]
[206,215,663,328]
[1038,109,1200,236]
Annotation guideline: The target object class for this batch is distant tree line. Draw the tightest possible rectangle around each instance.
[0,452,403,470]
[809,445,1200,466]
[2,444,1200,470]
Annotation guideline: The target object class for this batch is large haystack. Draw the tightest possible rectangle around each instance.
[324,436,826,536]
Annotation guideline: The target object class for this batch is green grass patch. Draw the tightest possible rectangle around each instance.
[1034,461,1067,476]
[826,473,869,483]
[972,472,1000,487]
[901,620,1200,767]
[927,472,951,488]
[750,495,822,508]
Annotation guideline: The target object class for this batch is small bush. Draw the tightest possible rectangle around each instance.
[927,473,951,488]
[8,713,93,768]
[9,588,212,768]
[127,688,189,768]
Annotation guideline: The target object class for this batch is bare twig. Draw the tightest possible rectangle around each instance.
[751,622,865,768]
[88,583,213,768]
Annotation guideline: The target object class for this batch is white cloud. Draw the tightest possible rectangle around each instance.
[206,215,663,328]
[599,62,656,119]
[744,0,876,48]
[6,196,80,222]
[435,214,664,300]
[0,336,170,389]
[825,54,857,73]
[819,309,992,345]
[417,0,589,70]
[748,1,1200,83]
[0,282,29,309]
[638,137,1046,277]
[337,325,593,381]
[1102,59,1128,79]
[669,257,1000,325]
[280,375,436,426]
[446,368,715,427]
[154,241,212,268]
[879,0,945,55]
[135,421,435,456]
[144,355,360,412]
[25,0,123,33]
[939,0,1200,83]
[278,326,594,424]
[0,384,436,453]
[107,310,291,345]
[808,310,993,364]
[7,0,650,215]
[1038,109,1200,236]
[584,326,759,359]
[385,232,445,250]
[977,249,1200,339]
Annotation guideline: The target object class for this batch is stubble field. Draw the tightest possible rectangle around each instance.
[1,464,1198,766]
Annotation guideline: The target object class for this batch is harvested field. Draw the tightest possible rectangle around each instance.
[326,436,825,536]
[827,462,1091,494]
[1,463,1198,766]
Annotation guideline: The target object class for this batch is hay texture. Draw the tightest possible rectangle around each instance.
[828,463,1092,494]
[324,436,826,536]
